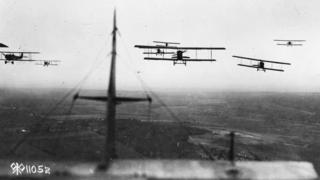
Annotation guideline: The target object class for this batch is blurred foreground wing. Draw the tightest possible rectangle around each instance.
[0,160,317,180]
[0,43,8,48]
[75,95,151,103]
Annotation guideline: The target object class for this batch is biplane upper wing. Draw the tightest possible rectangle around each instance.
[232,55,291,65]
[274,39,306,42]
[176,47,226,50]
[144,57,216,61]
[238,64,284,72]
[153,41,180,45]
[0,51,40,54]
[135,45,226,50]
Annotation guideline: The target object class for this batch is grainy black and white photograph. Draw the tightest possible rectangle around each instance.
[0,0,319,179]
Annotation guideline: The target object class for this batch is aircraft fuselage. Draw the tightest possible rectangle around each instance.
[44,61,50,66]
[4,53,23,60]
[257,61,266,72]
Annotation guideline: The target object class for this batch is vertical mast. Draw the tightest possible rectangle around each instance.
[72,9,150,169]
[105,9,117,164]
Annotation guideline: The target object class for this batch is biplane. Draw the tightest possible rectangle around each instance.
[0,50,59,66]
[135,41,226,65]
[232,55,291,72]
[36,60,60,66]
[0,51,40,64]
[274,39,306,46]
[142,41,178,56]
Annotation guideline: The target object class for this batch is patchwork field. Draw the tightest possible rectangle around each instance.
[0,88,319,174]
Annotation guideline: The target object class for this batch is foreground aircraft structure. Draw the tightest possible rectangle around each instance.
[135,41,226,65]
[0,11,317,180]
[232,55,291,72]
[0,43,8,48]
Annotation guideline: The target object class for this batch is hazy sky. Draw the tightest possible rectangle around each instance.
[0,0,320,92]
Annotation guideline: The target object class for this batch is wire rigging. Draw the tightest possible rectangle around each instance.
[117,35,215,160]
[8,36,111,155]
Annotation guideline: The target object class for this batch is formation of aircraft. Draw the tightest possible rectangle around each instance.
[233,55,291,72]
[274,39,306,46]
[0,38,303,71]
[135,41,226,65]
[1,10,317,180]
[135,40,297,72]
[69,12,316,180]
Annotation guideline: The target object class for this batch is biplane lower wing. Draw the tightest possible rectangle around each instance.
[0,59,59,62]
[233,55,291,65]
[143,52,175,55]
[0,51,40,54]
[36,63,58,66]
[36,60,61,62]
[144,57,216,61]
[277,44,303,46]
[238,64,284,72]
[179,58,215,61]
[0,58,37,62]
